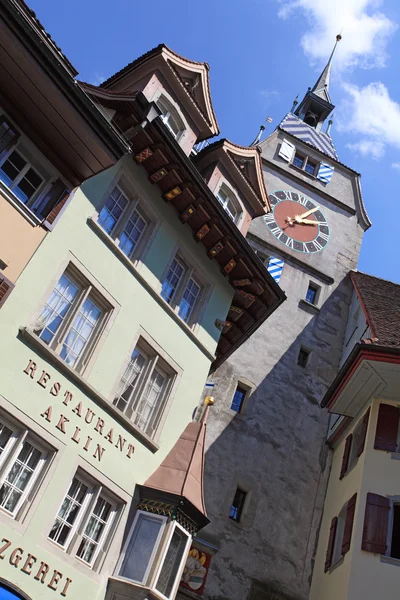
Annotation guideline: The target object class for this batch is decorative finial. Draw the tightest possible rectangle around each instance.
[250,117,272,146]
[336,33,342,42]
[291,94,299,113]
[204,396,215,406]
[326,115,334,135]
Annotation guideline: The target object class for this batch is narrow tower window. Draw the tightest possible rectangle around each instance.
[306,283,319,305]
[297,347,310,368]
[230,384,247,413]
[229,488,247,522]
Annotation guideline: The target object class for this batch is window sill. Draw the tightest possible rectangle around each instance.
[0,180,42,227]
[88,217,215,363]
[391,452,400,461]
[380,555,400,567]
[328,555,344,573]
[299,299,320,314]
[18,326,160,453]
[289,163,318,180]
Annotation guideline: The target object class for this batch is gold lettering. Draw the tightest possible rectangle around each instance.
[40,405,52,422]
[34,561,49,583]
[71,427,81,444]
[71,402,82,417]
[24,359,37,379]
[0,538,11,559]
[47,569,63,591]
[63,391,73,406]
[93,444,105,462]
[85,409,95,424]
[37,370,51,388]
[56,414,69,434]
[104,428,114,444]
[126,443,135,458]
[9,547,23,567]
[61,577,72,597]
[115,435,126,452]
[50,381,61,397]
[21,553,37,575]
[83,436,92,451]
[94,418,104,434]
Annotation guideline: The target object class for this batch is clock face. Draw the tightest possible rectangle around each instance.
[264,190,330,254]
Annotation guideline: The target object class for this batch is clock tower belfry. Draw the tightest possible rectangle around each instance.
[189,37,371,600]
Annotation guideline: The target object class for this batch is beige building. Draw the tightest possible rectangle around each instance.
[310,271,400,600]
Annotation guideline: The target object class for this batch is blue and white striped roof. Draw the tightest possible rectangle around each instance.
[279,113,338,160]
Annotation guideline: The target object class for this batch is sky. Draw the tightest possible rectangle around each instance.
[28,0,400,282]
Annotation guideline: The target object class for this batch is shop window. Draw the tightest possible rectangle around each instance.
[0,417,52,519]
[48,471,122,569]
[229,488,247,522]
[117,510,191,599]
[32,263,113,373]
[97,182,151,261]
[113,337,176,439]
[161,253,205,327]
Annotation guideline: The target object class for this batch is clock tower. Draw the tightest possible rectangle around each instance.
[191,37,371,600]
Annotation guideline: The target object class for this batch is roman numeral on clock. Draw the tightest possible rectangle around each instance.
[265,213,276,223]
[318,231,329,241]
[285,238,294,249]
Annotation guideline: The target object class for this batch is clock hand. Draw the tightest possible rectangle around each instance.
[295,206,320,222]
[297,218,318,225]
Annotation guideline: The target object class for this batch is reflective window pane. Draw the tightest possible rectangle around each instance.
[35,274,79,345]
[0,441,42,514]
[98,186,128,234]
[49,477,88,547]
[120,512,163,583]
[156,527,189,598]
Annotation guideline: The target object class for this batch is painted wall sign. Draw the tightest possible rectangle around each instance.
[180,547,212,595]
[0,537,72,597]
[23,359,135,462]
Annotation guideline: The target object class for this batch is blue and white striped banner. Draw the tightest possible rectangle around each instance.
[267,257,284,284]
[317,162,334,184]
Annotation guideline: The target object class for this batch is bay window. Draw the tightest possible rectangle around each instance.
[161,254,205,327]
[33,264,112,373]
[97,183,149,260]
[113,338,176,439]
[117,510,191,600]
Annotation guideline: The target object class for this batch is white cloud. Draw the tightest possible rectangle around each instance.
[277,0,397,71]
[89,73,106,85]
[338,82,400,157]
[392,162,400,170]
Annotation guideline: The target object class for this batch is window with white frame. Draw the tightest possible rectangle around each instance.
[160,254,204,326]
[33,264,112,372]
[216,183,241,224]
[113,338,176,439]
[97,183,149,260]
[156,96,185,141]
[117,509,191,600]
[0,115,67,218]
[48,472,122,569]
[0,417,51,518]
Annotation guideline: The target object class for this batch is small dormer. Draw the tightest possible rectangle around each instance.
[97,44,219,156]
[193,140,270,235]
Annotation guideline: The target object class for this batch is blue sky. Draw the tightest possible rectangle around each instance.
[29,0,400,281]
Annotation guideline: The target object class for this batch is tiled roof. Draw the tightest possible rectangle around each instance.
[351,271,400,348]
[279,113,338,160]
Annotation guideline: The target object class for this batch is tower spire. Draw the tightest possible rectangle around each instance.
[311,34,342,103]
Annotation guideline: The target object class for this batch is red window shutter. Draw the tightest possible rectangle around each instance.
[324,516,337,572]
[340,434,353,479]
[0,116,20,154]
[342,493,357,555]
[374,404,399,452]
[357,408,370,457]
[0,274,14,308]
[38,179,68,221]
[362,493,389,554]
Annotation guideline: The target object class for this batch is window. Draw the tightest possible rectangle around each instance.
[113,338,176,439]
[98,184,149,259]
[306,283,319,305]
[216,184,241,224]
[391,504,400,559]
[33,264,112,372]
[340,410,369,479]
[157,97,185,141]
[0,116,67,219]
[231,385,247,413]
[118,510,191,600]
[297,347,310,368]
[0,417,50,518]
[229,488,246,522]
[291,152,319,177]
[324,494,356,572]
[160,254,205,327]
[48,473,121,568]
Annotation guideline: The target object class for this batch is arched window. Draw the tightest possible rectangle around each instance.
[156,96,185,141]
[216,183,242,224]
[0,583,32,600]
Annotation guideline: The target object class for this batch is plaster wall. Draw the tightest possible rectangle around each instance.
[0,193,46,282]
[0,155,233,599]
[200,133,365,600]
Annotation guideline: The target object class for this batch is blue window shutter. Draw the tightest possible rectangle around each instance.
[267,257,284,284]
[317,163,334,184]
